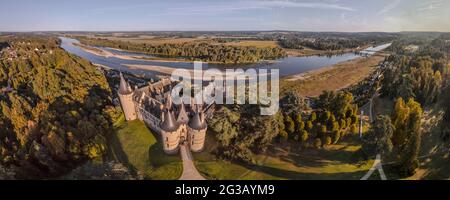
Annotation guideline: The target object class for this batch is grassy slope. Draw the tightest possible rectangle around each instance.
[194,133,374,180]
[107,115,182,180]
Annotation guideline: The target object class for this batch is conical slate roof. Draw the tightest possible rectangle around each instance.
[177,103,189,124]
[119,72,132,95]
[189,112,207,130]
[160,110,179,132]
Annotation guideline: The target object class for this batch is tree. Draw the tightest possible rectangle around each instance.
[305,121,313,131]
[332,131,341,144]
[300,130,309,143]
[323,136,332,146]
[399,98,423,176]
[331,121,340,132]
[392,98,409,150]
[285,115,296,136]
[310,112,317,122]
[363,115,394,154]
[350,124,358,134]
[391,98,423,176]
[295,114,305,132]
[313,138,322,149]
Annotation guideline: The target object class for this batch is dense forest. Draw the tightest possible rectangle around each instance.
[279,37,365,50]
[278,32,398,51]
[74,36,286,64]
[364,33,449,176]
[0,36,116,178]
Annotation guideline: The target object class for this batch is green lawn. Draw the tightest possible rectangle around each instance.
[108,115,182,180]
[194,133,374,180]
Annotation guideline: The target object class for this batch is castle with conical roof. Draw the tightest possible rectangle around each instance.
[117,73,209,154]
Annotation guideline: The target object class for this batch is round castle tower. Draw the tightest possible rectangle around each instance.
[118,72,137,121]
[188,106,207,152]
[160,109,181,155]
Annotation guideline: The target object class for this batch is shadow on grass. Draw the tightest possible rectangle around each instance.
[105,121,139,176]
[148,143,180,168]
[241,162,368,180]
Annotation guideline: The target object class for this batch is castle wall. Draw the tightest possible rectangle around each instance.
[188,128,207,152]
[118,93,137,121]
[138,107,162,134]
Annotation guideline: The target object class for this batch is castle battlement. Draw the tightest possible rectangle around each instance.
[117,73,209,154]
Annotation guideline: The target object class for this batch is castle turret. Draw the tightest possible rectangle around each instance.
[188,108,207,152]
[177,103,189,124]
[118,72,137,121]
[160,110,181,154]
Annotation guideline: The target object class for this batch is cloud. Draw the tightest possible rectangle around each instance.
[251,0,355,11]
[167,0,355,16]
[416,0,443,12]
[378,0,402,15]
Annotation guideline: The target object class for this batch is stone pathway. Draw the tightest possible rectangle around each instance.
[179,144,205,180]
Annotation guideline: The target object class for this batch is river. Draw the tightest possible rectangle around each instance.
[59,37,391,79]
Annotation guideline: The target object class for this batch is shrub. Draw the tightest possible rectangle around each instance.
[300,130,309,143]
[323,136,332,146]
[313,138,322,148]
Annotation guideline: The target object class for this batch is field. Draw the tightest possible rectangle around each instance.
[217,40,279,48]
[107,115,182,180]
[84,35,205,45]
[280,54,385,97]
[82,34,280,49]
[194,132,374,180]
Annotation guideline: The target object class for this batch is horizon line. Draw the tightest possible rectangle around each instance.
[1,30,449,34]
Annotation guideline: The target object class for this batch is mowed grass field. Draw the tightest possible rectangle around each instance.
[108,115,182,180]
[194,133,374,180]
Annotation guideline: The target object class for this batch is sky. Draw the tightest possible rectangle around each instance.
[0,0,449,32]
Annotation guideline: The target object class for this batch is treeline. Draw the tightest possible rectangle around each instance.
[0,36,117,178]
[381,55,445,107]
[277,32,398,51]
[75,37,286,64]
[279,37,365,51]
[208,90,360,163]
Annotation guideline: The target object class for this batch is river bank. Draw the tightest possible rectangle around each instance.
[280,54,387,97]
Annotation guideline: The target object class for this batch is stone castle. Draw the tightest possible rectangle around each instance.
[117,73,209,155]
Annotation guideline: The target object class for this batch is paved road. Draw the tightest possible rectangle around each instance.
[179,144,205,180]
[361,154,387,180]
